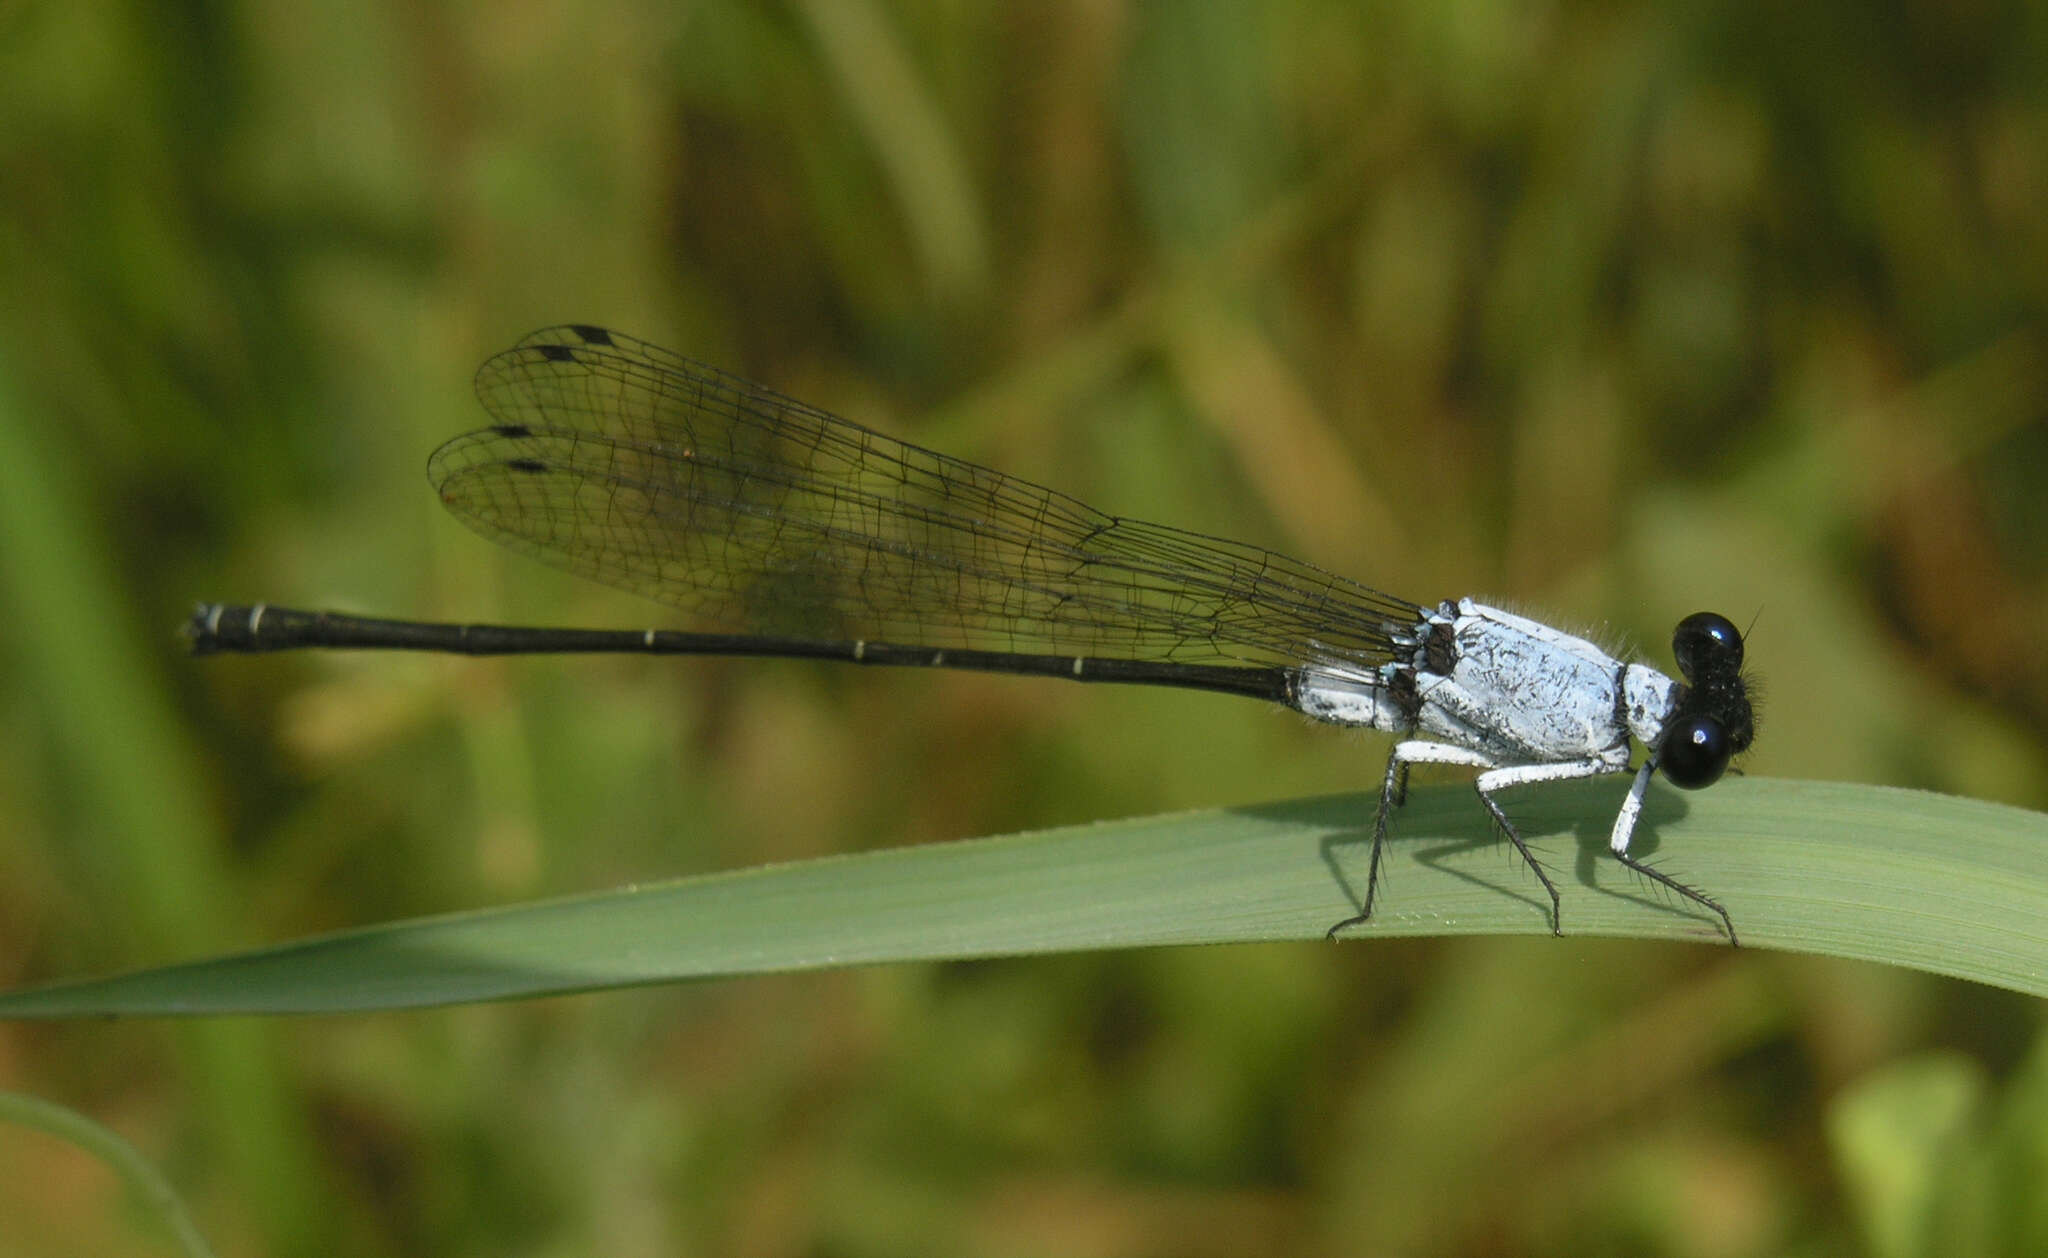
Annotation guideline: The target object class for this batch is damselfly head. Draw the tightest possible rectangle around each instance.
[1659,611,1756,790]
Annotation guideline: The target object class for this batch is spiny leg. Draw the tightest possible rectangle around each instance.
[1608,758,1740,946]
[1471,778,1563,936]
[1472,756,1632,937]
[1327,741,1498,939]
[1609,851,1738,946]
[1325,747,1410,938]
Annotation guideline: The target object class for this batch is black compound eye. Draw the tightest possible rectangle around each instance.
[1673,611,1743,680]
[1660,715,1732,789]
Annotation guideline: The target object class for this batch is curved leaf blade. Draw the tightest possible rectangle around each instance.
[1,778,2042,1016]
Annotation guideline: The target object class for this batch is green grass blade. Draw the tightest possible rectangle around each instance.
[2,778,2043,1016]
[0,1092,219,1258]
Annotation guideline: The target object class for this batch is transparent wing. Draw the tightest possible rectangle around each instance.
[429,324,1418,669]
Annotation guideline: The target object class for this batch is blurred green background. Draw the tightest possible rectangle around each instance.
[3,1,2046,1254]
